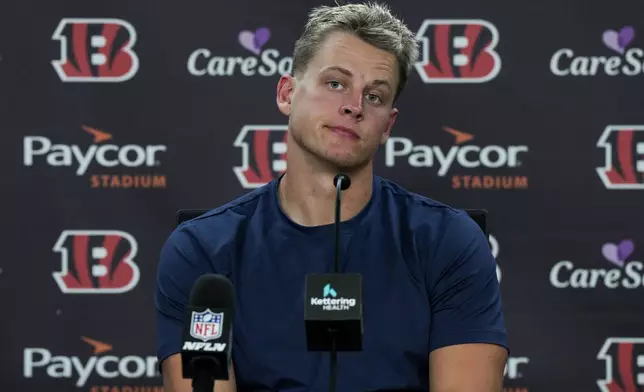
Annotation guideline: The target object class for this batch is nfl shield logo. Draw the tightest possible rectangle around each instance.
[190,309,223,341]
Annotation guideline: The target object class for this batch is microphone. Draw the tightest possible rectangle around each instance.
[304,173,363,392]
[333,173,351,190]
[181,274,235,392]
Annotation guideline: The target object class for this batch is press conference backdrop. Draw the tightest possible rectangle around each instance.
[2,0,644,390]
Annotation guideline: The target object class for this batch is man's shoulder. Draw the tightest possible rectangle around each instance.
[170,182,273,247]
[377,177,492,281]
[186,183,271,224]
[378,176,470,226]
[376,176,487,257]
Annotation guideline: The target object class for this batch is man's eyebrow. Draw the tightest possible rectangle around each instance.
[320,66,353,77]
[370,79,392,91]
[320,66,392,91]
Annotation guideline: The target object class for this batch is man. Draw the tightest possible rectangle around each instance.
[156,2,509,391]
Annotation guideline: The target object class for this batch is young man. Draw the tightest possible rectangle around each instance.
[156,2,509,391]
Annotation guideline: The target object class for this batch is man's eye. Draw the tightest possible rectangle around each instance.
[366,94,382,104]
[328,81,343,89]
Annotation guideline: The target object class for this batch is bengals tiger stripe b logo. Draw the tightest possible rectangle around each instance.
[233,125,288,189]
[596,125,644,190]
[414,19,501,83]
[597,338,644,392]
[51,18,139,82]
[52,230,140,294]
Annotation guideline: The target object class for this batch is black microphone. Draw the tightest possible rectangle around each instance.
[304,173,363,392]
[181,274,235,392]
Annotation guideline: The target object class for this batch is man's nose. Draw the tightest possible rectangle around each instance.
[340,94,364,119]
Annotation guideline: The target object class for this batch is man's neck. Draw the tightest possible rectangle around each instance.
[278,157,373,228]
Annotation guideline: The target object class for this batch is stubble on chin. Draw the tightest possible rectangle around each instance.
[293,132,372,171]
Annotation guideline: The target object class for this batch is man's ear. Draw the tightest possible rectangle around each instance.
[276,75,296,116]
[381,107,399,144]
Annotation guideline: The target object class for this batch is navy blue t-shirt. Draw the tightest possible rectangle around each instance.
[155,175,508,391]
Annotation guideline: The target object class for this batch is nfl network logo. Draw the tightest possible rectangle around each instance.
[190,309,223,342]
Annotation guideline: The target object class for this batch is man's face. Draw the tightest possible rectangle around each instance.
[277,31,400,171]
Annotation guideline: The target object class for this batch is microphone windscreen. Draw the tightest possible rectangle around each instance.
[333,173,351,190]
[188,274,235,310]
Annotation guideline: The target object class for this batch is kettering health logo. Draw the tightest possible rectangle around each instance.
[323,283,337,298]
[310,284,356,311]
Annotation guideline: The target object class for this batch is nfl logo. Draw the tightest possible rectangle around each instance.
[190,309,223,341]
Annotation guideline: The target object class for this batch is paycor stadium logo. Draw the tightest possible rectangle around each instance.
[233,125,528,190]
[22,125,167,189]
[23,336,161,391]
[384,126,528,190]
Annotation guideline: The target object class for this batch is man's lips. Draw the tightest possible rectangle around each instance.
[328,126,359,139]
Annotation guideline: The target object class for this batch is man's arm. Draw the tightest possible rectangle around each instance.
[155,225,237,392]
[161,354,236,392]
[424,211,509,392]
[429,343,507,392]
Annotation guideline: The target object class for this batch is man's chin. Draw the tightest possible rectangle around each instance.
[322,154,371,172]
[294,137,371,171]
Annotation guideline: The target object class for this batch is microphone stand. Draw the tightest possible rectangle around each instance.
[329,175,346,392]
[334,176,343,275]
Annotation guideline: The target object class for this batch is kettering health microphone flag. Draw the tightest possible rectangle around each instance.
[2,0,644,390]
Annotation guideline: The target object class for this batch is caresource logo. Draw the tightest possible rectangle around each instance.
[550,26,644,77]
[596,125,644,190]
[384,127,529,190]
[188,27,292,77]
[23,336,160,389]
[597,337,644,392]
[53,230,140,294]
[23,125,167,189]
[51,18,138,82]
[550,239,643,289]
[233,125,287,189]
[414,19,501,83]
